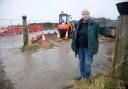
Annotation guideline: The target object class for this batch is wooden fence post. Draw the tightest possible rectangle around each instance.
[22,16,29,47]
[112,15,128,87]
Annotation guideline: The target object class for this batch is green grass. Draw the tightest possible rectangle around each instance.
[21,44,39,52]
[41,42,56,49]
[72,75,125,89]
[21,42,56,52]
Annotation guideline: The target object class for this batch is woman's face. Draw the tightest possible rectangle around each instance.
[82,11,90,21]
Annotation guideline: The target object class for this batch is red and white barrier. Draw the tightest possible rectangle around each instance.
[56,30,62,42]
[41,31,47,45]
[64,30,69,40]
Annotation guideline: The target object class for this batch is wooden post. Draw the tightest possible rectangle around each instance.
[22,16,29,47]
[112,15,128,87]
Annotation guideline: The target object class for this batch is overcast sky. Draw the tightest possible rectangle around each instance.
[0,0,120,23]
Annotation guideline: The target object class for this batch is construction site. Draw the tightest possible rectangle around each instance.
[0,12,116,89]
[1,0,128,89]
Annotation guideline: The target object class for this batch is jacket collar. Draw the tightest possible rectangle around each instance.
[89,18,95,24]
[79,17,95,24]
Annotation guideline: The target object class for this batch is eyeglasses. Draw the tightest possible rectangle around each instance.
[82,13,89,15]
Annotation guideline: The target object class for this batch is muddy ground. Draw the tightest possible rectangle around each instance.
[0,33,112,89]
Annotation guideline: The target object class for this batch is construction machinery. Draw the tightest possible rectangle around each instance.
[57,11,74,39]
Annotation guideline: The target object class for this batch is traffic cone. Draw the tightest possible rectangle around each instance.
[41,31,47,45]
[56,30,62,42]
[39,34,42,39]
[31,36,35,43]
[39,31,42,36]
[35,32,39,40]
[48,29,51,35]
[64,30,69,40]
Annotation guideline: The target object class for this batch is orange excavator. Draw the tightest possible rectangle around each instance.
[57,11,74,39]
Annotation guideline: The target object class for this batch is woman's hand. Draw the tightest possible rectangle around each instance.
[111,29,116,37]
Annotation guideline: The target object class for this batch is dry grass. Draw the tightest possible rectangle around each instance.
[71,75,125,89]
[21,41,56,52]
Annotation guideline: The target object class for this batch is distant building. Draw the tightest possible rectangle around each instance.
[106,20,117,29]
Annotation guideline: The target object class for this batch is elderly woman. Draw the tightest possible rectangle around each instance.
[71,9,115,80]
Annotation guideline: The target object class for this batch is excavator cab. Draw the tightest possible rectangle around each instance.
[59,13,69,24]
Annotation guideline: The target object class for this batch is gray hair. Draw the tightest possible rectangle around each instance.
[82,9,90,15]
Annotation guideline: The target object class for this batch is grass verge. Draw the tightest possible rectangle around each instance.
[72,75,125,89]
[21,42,56,52]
